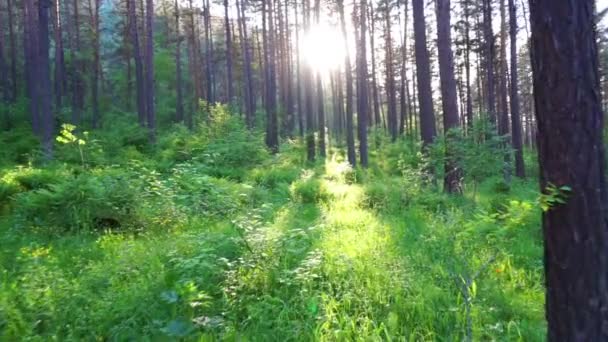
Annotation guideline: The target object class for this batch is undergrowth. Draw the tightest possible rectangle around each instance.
[0,108,545,340]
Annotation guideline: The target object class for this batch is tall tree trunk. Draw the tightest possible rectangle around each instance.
[463,0,473,131]
[7,0,17,101]
[314,0,325,157]
[509,0,524,178]
[398,0,409,136]
[89,0,101,128]
[38,0,53,158]
[51,0,66,110]
[436,0,462,193]
[412,0,436,146]
[0,13,8,103]
[384,3,397,141]
[295,0,303,136]
[368,2,381,128]
[530,0,608,340]
[128,0,146,127]
[237,0,255,128]
[357,0,369,167]
[483,0,496,126]
[498,0,510,180]
[24,0,41,134]
[303,0,315,161]
[145,0,155,141]
[338,0,356,166]
[174,0,184,123]
[224,0,234,103]
[264,0,278,153]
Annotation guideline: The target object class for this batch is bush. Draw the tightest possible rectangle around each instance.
[14,169,140,233]
[363,178,409,212]
[249,165,300,188]
[290,175,332,204]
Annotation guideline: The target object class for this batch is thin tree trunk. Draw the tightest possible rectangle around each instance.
[145,0,155,141]
[224,0,234,103]
[483,0,496,126]
[128,0,146,127]
[7,0,17,101]
[38,0,53,158]
[174,0,184,123]
[509,0,524,178]
[51,0,66,110]
[357,0,369,167]
[384,3,397,141]
[338,0,356,166]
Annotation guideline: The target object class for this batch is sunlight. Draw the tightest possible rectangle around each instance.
[301,23,346,73]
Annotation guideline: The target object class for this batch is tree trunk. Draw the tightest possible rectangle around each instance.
[264,0,279,153]
[89,0,101,128]
[498,0,510,181]
[368,2,381,128]
[145,0,156,141]
[384,3,398,141]
[51,0,66,110]
[174,0,184,123]
[7,0,17,101]
[435,0,461,193]
[357,0,369,167]
[338,0,356,166]
[530,0,608,340]
[224,0,234,103]
[463,0,473,131]
[128,0,146,127]
[509,0,524,178]
[412,0,436,146]
[24,0,41,134]
[483,0,496,126]
[38,0,53,158]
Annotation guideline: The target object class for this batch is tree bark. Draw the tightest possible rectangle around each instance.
[338,0,356,166]
[357,0,369,167]
[384,2,398,141]
[509,0,524,178]
[436,0,462,193]
[483,0,496,126]
[145,0,156,141]
[530,0,608,340]
[412,0,436,146]
[128,0,146,127]
[38,0,53,158]
[174,0,184,123]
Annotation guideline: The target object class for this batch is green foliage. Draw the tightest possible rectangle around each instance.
[289,173,333,204]
[0,106,546,340]
[14,169,140,233]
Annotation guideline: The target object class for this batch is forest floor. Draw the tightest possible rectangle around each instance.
[1,114,545,340]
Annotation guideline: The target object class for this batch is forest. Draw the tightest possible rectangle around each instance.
[0,0,607,339]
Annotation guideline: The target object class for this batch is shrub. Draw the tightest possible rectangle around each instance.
[249,165,300,188]
[14,169,140,233]
[12,168,67,191]
[290,176,332,204]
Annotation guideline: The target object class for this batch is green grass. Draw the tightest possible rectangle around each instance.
[0,115,546,340]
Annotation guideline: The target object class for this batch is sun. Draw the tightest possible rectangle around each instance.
[301,23,346,73]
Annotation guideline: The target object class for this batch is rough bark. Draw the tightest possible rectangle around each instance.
[174,0,184,123]
[338,0,356,166]
[530,0,608,340]
[412,0,436,146]
[357,0,369,167]
[384,2,398,141]
[38,0,53,158]
[509,0,524,178]
[128,0,146,127]
[145,0,156,140]
[436,0,462,193]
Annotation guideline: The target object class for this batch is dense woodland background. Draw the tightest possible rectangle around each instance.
[0,0,607,340]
